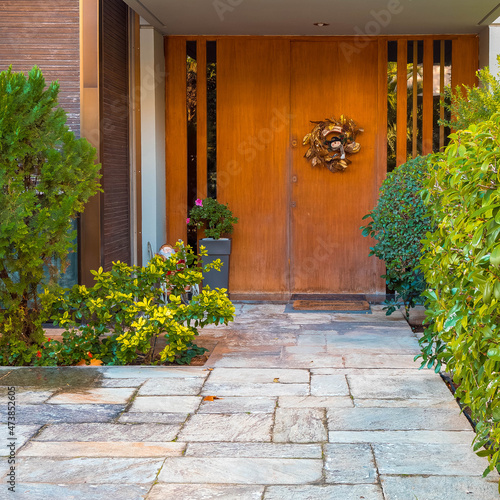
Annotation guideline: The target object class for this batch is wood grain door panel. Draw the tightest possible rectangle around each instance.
[290,41,385,293]
[217,38,290,294]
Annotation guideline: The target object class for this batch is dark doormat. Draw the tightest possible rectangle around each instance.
[285,295,371,314]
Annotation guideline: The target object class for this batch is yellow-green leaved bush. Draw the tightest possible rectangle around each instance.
[419,113,500,477]
[38,242,235,366]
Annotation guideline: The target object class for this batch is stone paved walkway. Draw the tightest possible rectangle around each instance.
[0,303,498,499]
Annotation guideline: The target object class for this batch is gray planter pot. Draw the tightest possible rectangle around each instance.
[200,238,231,290]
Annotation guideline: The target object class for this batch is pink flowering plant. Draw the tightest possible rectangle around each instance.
[187,197,238,239]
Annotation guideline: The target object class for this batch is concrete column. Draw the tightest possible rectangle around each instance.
[140,22,166,263]
[480,17,500,74]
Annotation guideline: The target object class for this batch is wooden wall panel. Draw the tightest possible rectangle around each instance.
[165,37,188,244]
[452,35,479,96]
[0,0,80,136]
[101,0,131,268]
[217,39,290,294]
[291,41,385,293]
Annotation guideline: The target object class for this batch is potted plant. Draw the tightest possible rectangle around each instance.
[187,197,238,290]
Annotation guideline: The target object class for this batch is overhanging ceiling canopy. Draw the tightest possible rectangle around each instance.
[123,0,500,36]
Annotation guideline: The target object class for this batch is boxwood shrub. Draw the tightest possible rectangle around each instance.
[361,155,435,316]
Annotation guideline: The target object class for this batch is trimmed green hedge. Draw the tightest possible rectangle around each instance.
[419,114,500,477]
[361,156,434,316]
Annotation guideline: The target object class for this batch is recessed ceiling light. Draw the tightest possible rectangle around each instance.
[314,23,330,27]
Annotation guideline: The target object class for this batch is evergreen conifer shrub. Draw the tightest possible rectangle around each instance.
[0,67,101,345]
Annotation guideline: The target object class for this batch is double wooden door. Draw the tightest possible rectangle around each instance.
[217,38,385,295]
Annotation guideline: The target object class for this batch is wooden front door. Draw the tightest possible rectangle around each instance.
[166,36,477,297]
[289,41,385,293]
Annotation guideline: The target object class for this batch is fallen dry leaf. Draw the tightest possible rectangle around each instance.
[203,368,214,371]
[203,396,223,401]
[75,359,103,366]
[273,378,280,383]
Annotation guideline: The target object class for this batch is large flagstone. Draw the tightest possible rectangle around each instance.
[158,457,323,484]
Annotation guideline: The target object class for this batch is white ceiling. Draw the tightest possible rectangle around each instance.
[124,0,500,36]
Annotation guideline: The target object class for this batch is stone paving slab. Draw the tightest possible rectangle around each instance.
[178,413,273,442]
[0,368,102,388]
[201,382,310,397]
[0,404,124,424]
[381,475,500,500]
[33,423,180,442]
[138,377,205,396]
[343,353,421,369]
[264,484,385,500]
[347,371,452,399]
[9,484,150,500]
[148,484,264,499]
[324,443,378,484]
[158,457,323,484]
[6,457,163,483]
[118,412,188,424]
[185,442,322,458]
[206,368,310,384]
[47,387,136,405]
[100,366,209,379]
[374,443,488,476]
[310,374,349,396]
[278,396,354,408]
[18,440,185,458]
[0,389,54,404]
[197,396,277,413]
[353,397,458,408]
[328,430,476,444]
[129,396,201,413]
[273,408,327,443]
[0,425,41,455]
[327,407,472,431]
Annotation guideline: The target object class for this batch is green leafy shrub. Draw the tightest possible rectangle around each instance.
[441,56,500,131]
[0,66,101,345]
[361,156,435,316]
[188,197,238,239]
[25,242,235,366]
[418,114,500,477]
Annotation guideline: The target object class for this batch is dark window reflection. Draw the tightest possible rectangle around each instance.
[207,41,217,199]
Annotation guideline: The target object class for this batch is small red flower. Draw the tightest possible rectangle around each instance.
[178,259,186,264]
[88,352,93,358]
[166,271,174,276]
[36,351,42,358]
[47,338,52,342]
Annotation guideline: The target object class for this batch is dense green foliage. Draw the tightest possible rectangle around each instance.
[0,66,101,345]
[361,156,434,316]
[418,115,500,476]
[441,57,500,131]
[0,243,235,366]
[188,197,238,240]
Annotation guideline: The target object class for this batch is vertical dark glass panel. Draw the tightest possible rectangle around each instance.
[407,41,424,159]
[187,41,197,248]
[416,40,424,157]
[433,40,453,152]
[387,41,398,172]
[207,41,217,199]
[443,40,452,147]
